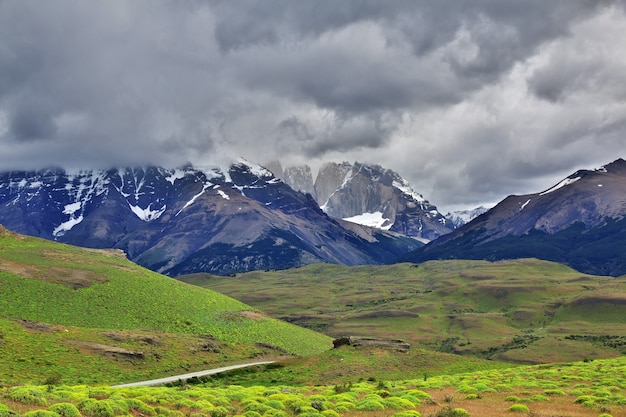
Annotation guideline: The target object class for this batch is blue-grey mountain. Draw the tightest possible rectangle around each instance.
[0,160,421,275]
[403,159,626,276]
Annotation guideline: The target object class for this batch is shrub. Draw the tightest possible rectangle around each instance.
[0,404,18,417]
[355,399,385,411]
[543,389,566,396]
[391,412,421,417]
[431,406,469,417]
[8,388,48,406]
[333,401,355,412]
[23,411,60,417]
[78,399,114,417]
[154,407,183,417]
[529,395,549,402]
[574,395,601,404]
[265,400,285,411]
[123,398,156,416]
[321,411,340,417]
[504,396,520,402]
[49,403,82,417]
[405,390,431,399]
[383,397,415,410]
[508,404,529,413]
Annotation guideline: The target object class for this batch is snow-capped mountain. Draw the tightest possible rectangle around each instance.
[403,158,626,276]
[0,160,421,275]
[277,161,454,242]
[445,206,490,228]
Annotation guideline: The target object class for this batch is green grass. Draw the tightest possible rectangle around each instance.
[181,259,626,364]
[0,228,332,385]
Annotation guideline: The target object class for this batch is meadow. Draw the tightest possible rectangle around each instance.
[185,260,626,364]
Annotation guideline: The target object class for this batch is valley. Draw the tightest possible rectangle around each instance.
[181,259,626,367]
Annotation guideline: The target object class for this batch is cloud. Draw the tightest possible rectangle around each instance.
[0,1,624,212]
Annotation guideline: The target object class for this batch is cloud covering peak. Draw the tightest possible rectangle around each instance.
[1,1,625,211]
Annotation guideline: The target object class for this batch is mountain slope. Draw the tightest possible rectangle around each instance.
[403,158,626,276]
[0,160,421,275]
[0,226,332,384]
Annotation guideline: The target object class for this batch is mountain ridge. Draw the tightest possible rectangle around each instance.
[403,158,626,276]
[0,160,421,276]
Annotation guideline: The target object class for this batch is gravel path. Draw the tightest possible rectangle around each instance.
[111,361,275,387]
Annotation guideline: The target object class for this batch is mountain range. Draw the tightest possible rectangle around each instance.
[404,158,626,276]
[0,159,420,275]
[2,157,626,277]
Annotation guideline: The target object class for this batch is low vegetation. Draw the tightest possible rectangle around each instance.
[184,259,626,364]
[1,356,624,417]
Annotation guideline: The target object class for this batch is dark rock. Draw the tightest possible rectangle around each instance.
[333,336,410,352]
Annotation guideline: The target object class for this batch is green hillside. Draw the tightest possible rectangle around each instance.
[0,226,332,385]
[181,259,626,365]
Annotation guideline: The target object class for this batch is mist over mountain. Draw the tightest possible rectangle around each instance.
[0,160,421,276]
[403,158,626,276]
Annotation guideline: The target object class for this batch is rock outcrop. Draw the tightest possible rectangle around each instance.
[333,336,410,352]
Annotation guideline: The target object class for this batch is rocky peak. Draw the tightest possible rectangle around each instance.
[314,161,353,206]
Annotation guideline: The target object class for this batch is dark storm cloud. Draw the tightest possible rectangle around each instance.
[0,1,625,211]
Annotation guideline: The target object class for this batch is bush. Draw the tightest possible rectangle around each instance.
[8,388,48,406]
[383,397,415,410]
[123,399,156,416]
[23,412,60,417]
[508,404,529,413]
[78,399,114,417]
[431,406,469,417]
[529,395,549,402]
[0,404,18,417]
[356,399,385,411]
[49,403,82,417]
[543,389,566,396]
[504,396,520,402]
[391,412,421,417]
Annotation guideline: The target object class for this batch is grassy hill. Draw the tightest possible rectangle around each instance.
[0,226,332,385]
[180,259,626,365]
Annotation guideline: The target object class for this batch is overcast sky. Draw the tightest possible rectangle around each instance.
[1,1,625,212]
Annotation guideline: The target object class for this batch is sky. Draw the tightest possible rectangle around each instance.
[1,1,626,212]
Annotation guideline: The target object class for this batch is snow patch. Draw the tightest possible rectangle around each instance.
[217,189,230,200]
[63,202,82,215]
[343,211,392,230]
[520,199,531,211]
[237,157,274,179]
[393,180,425,202]
[539,177,581,195]
[53,215,84,237]
[129,203,166,221]
[164,168,187,185]
[176,183,211,215]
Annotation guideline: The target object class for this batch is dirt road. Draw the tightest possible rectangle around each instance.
[111,361,275,387]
